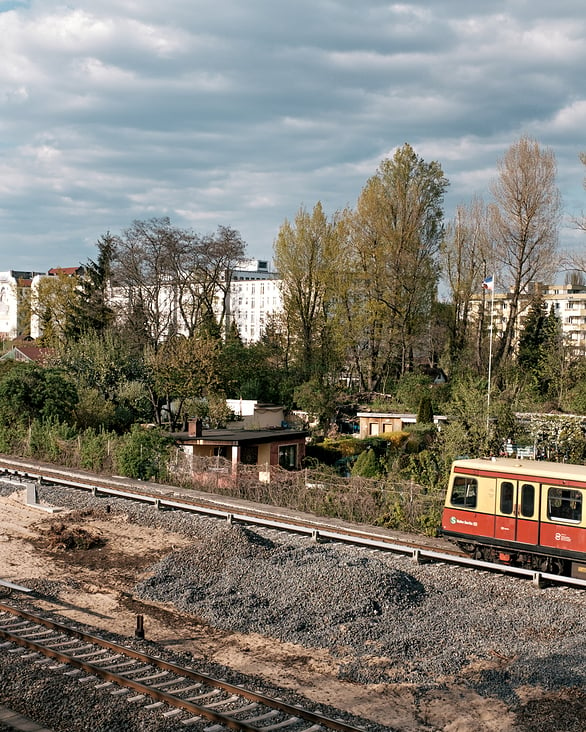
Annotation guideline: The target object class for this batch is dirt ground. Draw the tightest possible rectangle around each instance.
[0,488,578,732]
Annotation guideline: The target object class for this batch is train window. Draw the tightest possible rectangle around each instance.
[450,476,477,508]
[520,484,535,517]
[500,482,514,514]
[547,487,582,522]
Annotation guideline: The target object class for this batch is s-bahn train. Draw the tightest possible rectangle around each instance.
[441,457,586,578]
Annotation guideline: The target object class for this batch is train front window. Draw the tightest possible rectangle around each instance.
[450,476,478,508]
[547,487,582,522]
[500,482,514,514]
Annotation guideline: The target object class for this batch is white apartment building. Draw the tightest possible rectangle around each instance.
[0,270,45,340]
[472,282,586,353]
[222,259,283,343]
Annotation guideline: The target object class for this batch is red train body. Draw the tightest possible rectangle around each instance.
[441,457,586,577]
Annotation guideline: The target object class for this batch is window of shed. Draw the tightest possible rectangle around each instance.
[240,446,258,465]
[279,444,297,470]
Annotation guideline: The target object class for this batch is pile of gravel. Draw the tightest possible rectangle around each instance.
[135,524,425,651]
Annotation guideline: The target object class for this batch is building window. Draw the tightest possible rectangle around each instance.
[241,445,258,465]
[279,444,297,470]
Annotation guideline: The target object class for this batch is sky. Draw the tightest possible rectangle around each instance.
[1,0,585,274]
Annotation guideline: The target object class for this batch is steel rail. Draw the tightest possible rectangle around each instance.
[0,603,365,732]
[2,457,586,590]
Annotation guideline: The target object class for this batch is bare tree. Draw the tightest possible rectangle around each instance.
[111,219,246,347]
[441,197,496,372]
[490,136,561,363]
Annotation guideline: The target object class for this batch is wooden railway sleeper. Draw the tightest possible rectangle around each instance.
[222,702,260,717]
[127,669,170,683]
[184,689,222,703]
[244,709,281,723]
[164,682,203,695]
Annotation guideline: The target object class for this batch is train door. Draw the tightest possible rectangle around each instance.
[495,479,539,544]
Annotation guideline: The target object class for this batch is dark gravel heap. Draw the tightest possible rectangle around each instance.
[136,524,425,653]
[132,520,586,693]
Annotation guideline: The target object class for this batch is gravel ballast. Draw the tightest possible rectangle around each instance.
[1,477,586,730]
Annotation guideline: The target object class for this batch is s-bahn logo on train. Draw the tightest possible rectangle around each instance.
[441,457,586,578]
[449,515,478,527]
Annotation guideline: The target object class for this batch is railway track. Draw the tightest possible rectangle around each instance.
[0,603,364,732]
[1,455,586,590]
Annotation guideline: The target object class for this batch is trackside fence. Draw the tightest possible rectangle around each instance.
[170,453,443,535]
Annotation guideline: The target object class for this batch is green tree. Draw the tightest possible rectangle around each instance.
[274,202,342,383]
[58,331,149,430]
[293,377,342,433]
[518,299,565,402]
[146,332,222,429]
[517,296,548,384]
[339,144,448,389]
[32,271,80,346]
[351,448,382,478]
[417,394,434,424]
[0,363,78,427]
[70,233,115,338]
[114,425,174,480]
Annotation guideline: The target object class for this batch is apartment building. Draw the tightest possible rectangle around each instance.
[222,259,283,343]
[7,259,282,345]
[0,270,45,340]
[471,281,586,353]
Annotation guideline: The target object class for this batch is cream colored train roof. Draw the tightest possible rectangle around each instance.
[452,457,586,482]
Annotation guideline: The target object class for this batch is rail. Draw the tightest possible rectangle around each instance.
[1,457,586,591]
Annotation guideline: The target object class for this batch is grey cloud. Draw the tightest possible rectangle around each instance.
[0,0,585,270]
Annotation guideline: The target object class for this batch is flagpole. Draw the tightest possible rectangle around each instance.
[486,278,495,438]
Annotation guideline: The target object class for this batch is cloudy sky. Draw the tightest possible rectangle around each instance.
[1,0,585,273]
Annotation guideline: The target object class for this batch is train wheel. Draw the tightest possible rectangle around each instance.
[539,557,568,575]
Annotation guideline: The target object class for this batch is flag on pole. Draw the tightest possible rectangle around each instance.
[482,276,494,291]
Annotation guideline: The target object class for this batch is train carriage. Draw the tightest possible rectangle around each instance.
[441,457,586,577]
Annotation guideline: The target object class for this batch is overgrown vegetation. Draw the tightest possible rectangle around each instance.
[1,136,586,535]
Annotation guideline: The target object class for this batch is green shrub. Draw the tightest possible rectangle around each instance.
[114,425,174,481]
[351,448,382,478]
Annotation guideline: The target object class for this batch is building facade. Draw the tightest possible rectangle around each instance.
[218,259,283,343]
[0,270,45,341]
[471,281,586,354]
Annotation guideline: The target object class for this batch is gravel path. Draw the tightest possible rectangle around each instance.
[1,478,586,730]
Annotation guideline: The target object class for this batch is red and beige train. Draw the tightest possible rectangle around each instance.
[441,457,586,578]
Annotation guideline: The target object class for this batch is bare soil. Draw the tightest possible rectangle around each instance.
[0,489,579,731]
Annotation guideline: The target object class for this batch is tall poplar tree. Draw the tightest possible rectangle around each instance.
[274,202,341,383]
[340,144,448,389]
